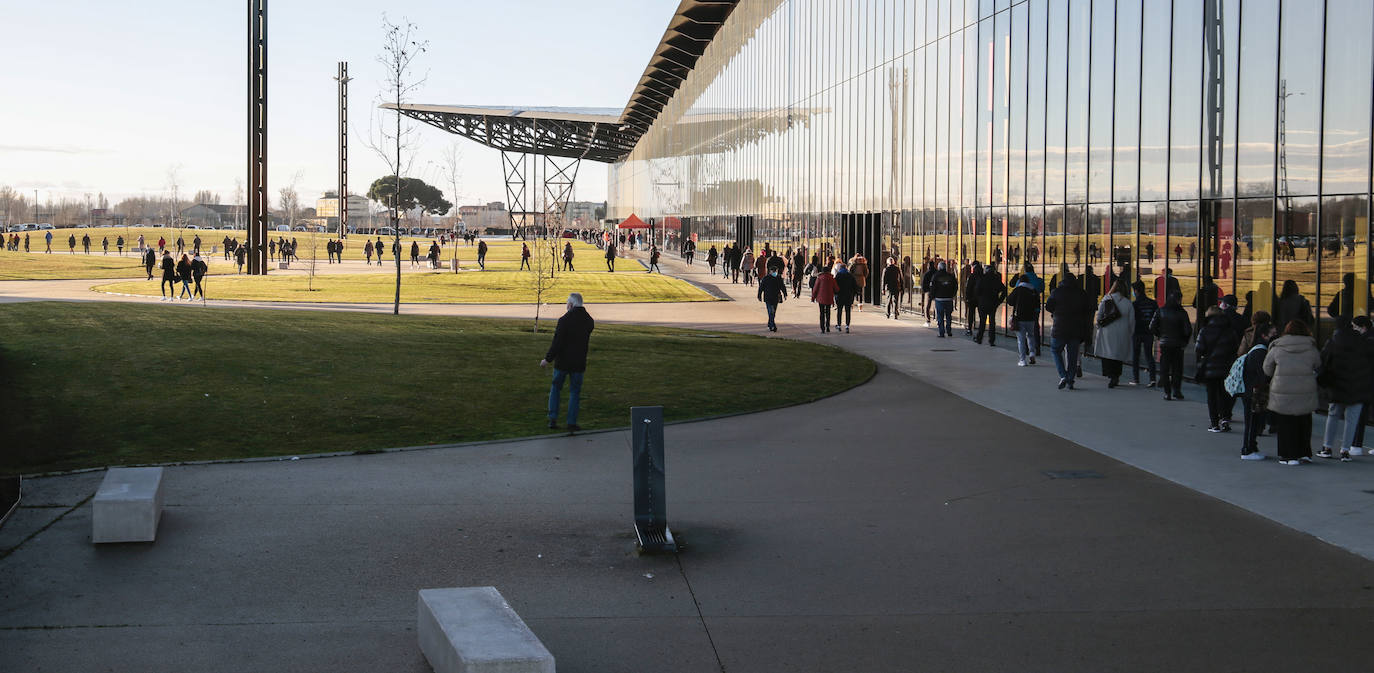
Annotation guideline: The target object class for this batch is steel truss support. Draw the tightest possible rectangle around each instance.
[542,155,581,236]
[246,0,268,274]
[335,61,351,239]
[502,151,528,237]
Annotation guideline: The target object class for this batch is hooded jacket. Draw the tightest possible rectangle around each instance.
[1149,300,1193,348]
[1194,311,1240,380]
[1262,334,1321,415]
[811,270,837,305]
[834,268,859,305]
[975,271,1006,312]
[1319,326,1373,404]
[1044,276,1091,341]
[1006,282,1041,323]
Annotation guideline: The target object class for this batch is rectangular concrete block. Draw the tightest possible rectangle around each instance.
[92,467,164,544]
[418,587,554,673]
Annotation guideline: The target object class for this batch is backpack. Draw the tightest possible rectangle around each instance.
[1224,344,1265,396]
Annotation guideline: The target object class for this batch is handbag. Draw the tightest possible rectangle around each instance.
[1096,298,1121,328]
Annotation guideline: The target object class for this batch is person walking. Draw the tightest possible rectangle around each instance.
[518,242,531,270]
[364,239,374,265]
[603,241,615,272]
[648,246,661,273]
[143,246,157,280]
[478,239,489,270]
[1348,315,1374,456]
[100,236,108,255]
[234,243,246,274]
[158,250,176,300]
[563,242,575,271]
[1237,321,1278,460]
[740,248,755,286]
[1007,271,1041,366]
[80,233,90,254]
[176,253,194,300]
[792,249,807,298]
[410,241,421,268]
[540,293,595,432]
[973,264,1006,345]
[706,245,718,274]
[811,263,837,334]
[68,234,76,254]
[191,252,207,299]
[1093,277,1135,388]
[1264,321,1322,465]
[1317,317,1371,462]
[833,261,858,333]
[961,262,982,336]
[921,260,939,326]
[883,257,904,319]
[116,235,125,255]
[851,253,869,311]
[1130,280,1159,386]
[44,230,52,253]
[1195,306,1241,431]
[930,261,958,337]
[1150,291,1193,400]
[1045,272,1090,390]
[757,263,787,332]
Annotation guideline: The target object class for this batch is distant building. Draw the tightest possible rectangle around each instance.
[563,200,604,227]
[316,194,373,234]
[180,204,243,228]
[457,201,509,233]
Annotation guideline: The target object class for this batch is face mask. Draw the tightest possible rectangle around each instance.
[771,271,779,277]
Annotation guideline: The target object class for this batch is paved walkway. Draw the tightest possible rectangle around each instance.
[3,248,1374,671]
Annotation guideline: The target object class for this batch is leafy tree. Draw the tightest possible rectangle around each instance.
[366,176,451,216]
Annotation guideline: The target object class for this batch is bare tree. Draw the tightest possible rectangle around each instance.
[439,141,463,271]
[362,16,428,315]
[166,164,183,237]
[278,171,303,231]
[233,179,245,229]
[0,186,18,228]
[192,190,221,205]
[527,235,559,332]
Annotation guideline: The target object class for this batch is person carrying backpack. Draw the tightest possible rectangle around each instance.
[1196,306,1241,432]
[1229,321,1277,460]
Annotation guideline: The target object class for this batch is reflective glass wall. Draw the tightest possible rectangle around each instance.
[609,0,1373,338]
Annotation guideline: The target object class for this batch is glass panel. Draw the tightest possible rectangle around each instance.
[1138,0,1170,200]
[1140,201,1167,302]
[1086,203,1110,295]
[977,19,995,207]
[1168,0,1201,200]
[1087,0,1114,202]
[1237,0,1278,196]
[1113,0,1141,202]
[1111,202,1137,288]
[1213,199,1236,298]
[1008,2,1028,205]
[1235,198,1275,320]
[1026,0,1048,203]
[1319,195,1370,336]
[1045,0,1068,203]
[1274,196,1319,332]
[1169,200,1201,328]
[1066,204,1086,291]
[1065,0,1091,203]
[992,11,1011,206]
[1321,0,1373,195]
[1278,0,1324,196]
[963,27,979,206]
[1046,205,1066,288]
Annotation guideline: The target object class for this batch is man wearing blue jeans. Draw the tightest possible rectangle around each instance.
[929,262,958,337]
[541,293,595,433]
[1051,337,1082,388]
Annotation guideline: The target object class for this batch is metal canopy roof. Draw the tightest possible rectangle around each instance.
[620,0,740,135]
[388,1,743,163]
[384,103,640,163]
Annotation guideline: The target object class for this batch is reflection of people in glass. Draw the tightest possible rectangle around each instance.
[1188,241,1196,263]
[1327,272,1374,321]
[1276,279,1315,332]
[1146,241,1155,263]
[1218,242,1232,280]
[1174,244,1183,263]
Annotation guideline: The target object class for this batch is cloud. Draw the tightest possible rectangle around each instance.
[0,144,107,155]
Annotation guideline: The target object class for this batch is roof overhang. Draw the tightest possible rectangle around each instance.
[619,1,740,133]
[384,103,640,163]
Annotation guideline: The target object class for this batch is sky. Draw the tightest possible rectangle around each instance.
[0,0,675,210]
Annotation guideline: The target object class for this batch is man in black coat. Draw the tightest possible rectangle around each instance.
[974,266,1006,346]
[541,293,595,432]
[1045,273,1090,390]
[1150,291,1194,400]
[143,247,157,280]
[757,266,787,332]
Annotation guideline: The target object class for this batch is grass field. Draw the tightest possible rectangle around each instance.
[0,302,874,474]
[92,270,714,304]
[0,227,601,279]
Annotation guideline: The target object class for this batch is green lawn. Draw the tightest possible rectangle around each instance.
[0,302,873,474]
[92,270,712,304]
[0,229,604,279]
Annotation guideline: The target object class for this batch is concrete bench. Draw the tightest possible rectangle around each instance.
[418,587,554,673]
[278,262,290,270]
[92,467,164,543]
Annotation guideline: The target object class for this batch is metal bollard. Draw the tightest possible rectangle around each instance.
[631,406,676,553]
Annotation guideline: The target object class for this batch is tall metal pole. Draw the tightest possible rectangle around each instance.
[247,0,268,274]
[335,61,351,240]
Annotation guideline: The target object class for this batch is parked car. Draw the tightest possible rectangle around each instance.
[275,225,290,232]
[38,223,53,230]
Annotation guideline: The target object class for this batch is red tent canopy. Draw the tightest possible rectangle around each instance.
[662,216,682,230]
[617,213,649,229]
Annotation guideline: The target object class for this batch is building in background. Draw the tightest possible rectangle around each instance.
[181,204,243,229]
[316,194,373,233]
[458,201,509,233]
[564,201,605,227]
[608,0,1373,341]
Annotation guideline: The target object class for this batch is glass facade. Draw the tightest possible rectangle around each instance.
[609,0,1373,339]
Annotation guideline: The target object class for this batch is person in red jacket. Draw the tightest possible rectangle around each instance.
[811,266,838,334]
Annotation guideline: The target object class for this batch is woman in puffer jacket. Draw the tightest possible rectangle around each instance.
[1262,320,1322,465]
[1195,306,1241,432]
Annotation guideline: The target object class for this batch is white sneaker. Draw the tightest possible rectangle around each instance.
[1241,452,1266,461]
[1350,446,1364,456]
[1280,459,1302,466]
[1017,360,1026,367]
